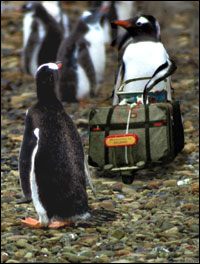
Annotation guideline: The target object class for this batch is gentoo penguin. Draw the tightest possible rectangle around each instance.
[19,62,90,228]
[90,1,135,45]
[21,2,64,77]
[56,7,108,103]
[111,15,177,105]
[42,1,70,37]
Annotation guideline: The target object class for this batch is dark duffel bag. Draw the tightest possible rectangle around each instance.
[88,101,184,170]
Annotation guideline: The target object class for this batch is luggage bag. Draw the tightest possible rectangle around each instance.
[88,101,184,183]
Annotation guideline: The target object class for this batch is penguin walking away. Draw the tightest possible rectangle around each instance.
[111,15,177,105]
[56,7,108,103]
[21,2,64,77]
[19,62,91,228]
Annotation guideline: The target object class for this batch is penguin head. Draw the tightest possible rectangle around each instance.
[20,1,48,19]
[21,1,40,13]
[111,15,161,41]
[36,62,62,102]
[81,6,110,25]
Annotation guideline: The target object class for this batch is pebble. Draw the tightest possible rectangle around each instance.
[78,235,98,246]
[110,229,125,240]
[163,226,179,234]
[163,179,177,186]
[1,2,199,264]
[147,180,163,189]
[182,143,197,154]
[24,252,33,259]
[192,183,199,193]
[62,252,88,262]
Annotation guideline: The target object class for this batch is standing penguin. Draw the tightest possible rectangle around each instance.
[19,62,90,228]
[56,7,108,103]
[21,2,64,77]
[42,1,70,37]
[90,1,135,45]
[111,15,177,105]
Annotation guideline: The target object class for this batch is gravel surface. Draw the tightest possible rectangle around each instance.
[1,1,199,263]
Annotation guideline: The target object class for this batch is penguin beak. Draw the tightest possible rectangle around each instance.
[56,61,62,69]
[99,6,110,13]
[112,20,132,28]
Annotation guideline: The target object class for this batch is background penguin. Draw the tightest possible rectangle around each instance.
[56,7,108,103]
[42,1,70,37]
[90,1,135,46]
[111,15,177,105]
[19,62,90,228]
[21,2,64,77]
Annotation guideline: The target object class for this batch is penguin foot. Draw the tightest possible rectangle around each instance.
[21,217,41,228]
[48,221,73,228]
[21,218,73,228]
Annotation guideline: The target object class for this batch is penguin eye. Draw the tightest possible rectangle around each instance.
[136,22,142,27]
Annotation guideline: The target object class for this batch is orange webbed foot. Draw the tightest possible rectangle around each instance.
[21,217,42,228]
[48,221,73,228]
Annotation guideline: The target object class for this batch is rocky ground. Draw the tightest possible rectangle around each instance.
[1,1,199,263]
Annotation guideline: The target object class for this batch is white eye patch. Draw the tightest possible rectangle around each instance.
[82,10,92,18]
[37,63,58,72]
[136,16,149,25]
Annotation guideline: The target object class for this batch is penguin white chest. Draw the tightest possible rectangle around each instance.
[123,41,169,92]
[23,12,34,47]
[85,24,106,84]
[30,128,49,226]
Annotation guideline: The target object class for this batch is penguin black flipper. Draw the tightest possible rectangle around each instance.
[78,38,96,96]
[143,59,177,104]
[19,111,37,202]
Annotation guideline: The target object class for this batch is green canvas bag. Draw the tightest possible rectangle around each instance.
[88,101,184,171]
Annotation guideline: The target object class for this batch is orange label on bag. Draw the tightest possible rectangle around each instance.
[104,134,138,148]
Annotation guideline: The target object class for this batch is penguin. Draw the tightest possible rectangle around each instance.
[19,62,91,228]
[111,15,177,105]
[90,1,135,46]
[21,1,64,77]
[42,1,70,37]
[56,7,108,103]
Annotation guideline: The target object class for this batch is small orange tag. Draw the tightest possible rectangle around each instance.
[105,134,138,148]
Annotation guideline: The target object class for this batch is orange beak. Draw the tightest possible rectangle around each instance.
[99,6,110,13]
[113,20,132,27]
[56,61,62,69]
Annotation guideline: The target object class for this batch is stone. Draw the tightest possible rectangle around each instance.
[183,120,193,128]
[115,247,132,256]
[62,252,88,262]
[182,143,197,154]
[163,226,179,234]
[147,180,163,189]
[163,180,177,186]
[24,252,33,259]
[78,235,98,246]
[192,183,199,193]
[110,229,125,240]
